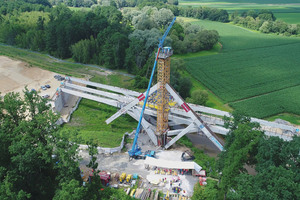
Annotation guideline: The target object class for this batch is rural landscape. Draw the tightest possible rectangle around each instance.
[0,0,299,199]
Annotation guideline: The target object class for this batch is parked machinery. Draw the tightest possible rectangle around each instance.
[120,172,126,183]
[126,174,132,183]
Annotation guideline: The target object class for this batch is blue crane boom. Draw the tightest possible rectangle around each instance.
[128,17,176,159]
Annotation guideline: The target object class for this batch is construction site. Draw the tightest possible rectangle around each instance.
[2,19,299,200]
[51,19,299,199]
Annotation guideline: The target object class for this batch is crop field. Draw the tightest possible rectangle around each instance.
[179,0,300,18]
[182,18,300,118]
[229,85,300,119]
[275,13,300,24]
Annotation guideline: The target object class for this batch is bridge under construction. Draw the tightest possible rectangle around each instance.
[56,76,298,151]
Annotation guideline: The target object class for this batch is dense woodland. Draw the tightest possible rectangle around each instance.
[0,90,134,199]
[192,112,300,200]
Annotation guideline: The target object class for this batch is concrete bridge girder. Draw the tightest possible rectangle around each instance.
[58,78,297,150]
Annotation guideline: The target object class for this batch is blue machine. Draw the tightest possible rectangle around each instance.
[128,17,176,159]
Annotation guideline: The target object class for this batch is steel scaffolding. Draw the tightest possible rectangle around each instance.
[156,48,172,146]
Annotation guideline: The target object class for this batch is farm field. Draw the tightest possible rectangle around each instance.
[179,0,300,21]
[275,13,300,24]
[181,18,300,118]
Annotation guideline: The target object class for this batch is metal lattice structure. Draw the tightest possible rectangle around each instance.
[156,48,172,146]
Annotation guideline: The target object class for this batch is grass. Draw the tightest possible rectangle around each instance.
[178,0,300,26]
[229,85,300,119]
[178,0,300,12]
[266,113,300,126]
[275,13,300,24]
[61,99,137,147]
[177,18,300,121]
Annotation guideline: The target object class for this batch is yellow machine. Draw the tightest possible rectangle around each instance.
[120,172,126,183]
[130,189,136,197]
[126,174,132,183]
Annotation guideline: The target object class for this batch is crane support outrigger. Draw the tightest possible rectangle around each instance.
[128,17,177,159]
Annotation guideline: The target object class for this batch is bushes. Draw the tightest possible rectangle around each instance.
[178,6,229,23]
[232,9,300,36]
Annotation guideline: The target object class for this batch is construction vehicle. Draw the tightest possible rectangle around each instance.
[128,17,176,160]
[120,172,126,183]
[99,171,111,186]
[181,150,195,161]
[144,150,155,158]
[126,174,132,183]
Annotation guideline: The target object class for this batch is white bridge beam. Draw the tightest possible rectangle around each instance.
[58,78,298,150]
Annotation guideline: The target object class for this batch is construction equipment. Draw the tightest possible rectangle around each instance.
[120,172,126,183]
[99,172,111,186]
[128,17,176,159]
[181,150,195,161]
[126,174,132,183]
[144,150,155,158]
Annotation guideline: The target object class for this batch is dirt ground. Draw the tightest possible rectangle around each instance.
[0,56,61,98]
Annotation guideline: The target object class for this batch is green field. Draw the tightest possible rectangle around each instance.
[275,13,300,24]
[179,0,300,23]
[181,18,300,119]
[61,98,137,147]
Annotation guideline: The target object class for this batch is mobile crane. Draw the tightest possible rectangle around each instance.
[128,17,176,160]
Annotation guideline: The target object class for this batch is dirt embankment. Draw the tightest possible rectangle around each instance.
[0,56,61,97]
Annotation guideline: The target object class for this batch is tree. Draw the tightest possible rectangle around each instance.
[152,8,174,28]
[228,165,300,200]
[87,140,98,171]
[0,89,81,199]
[177,77,192,99]
[192,180,220,200]
[190,89,208,106]
[217,112,264,194]
[259,21,272,33]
